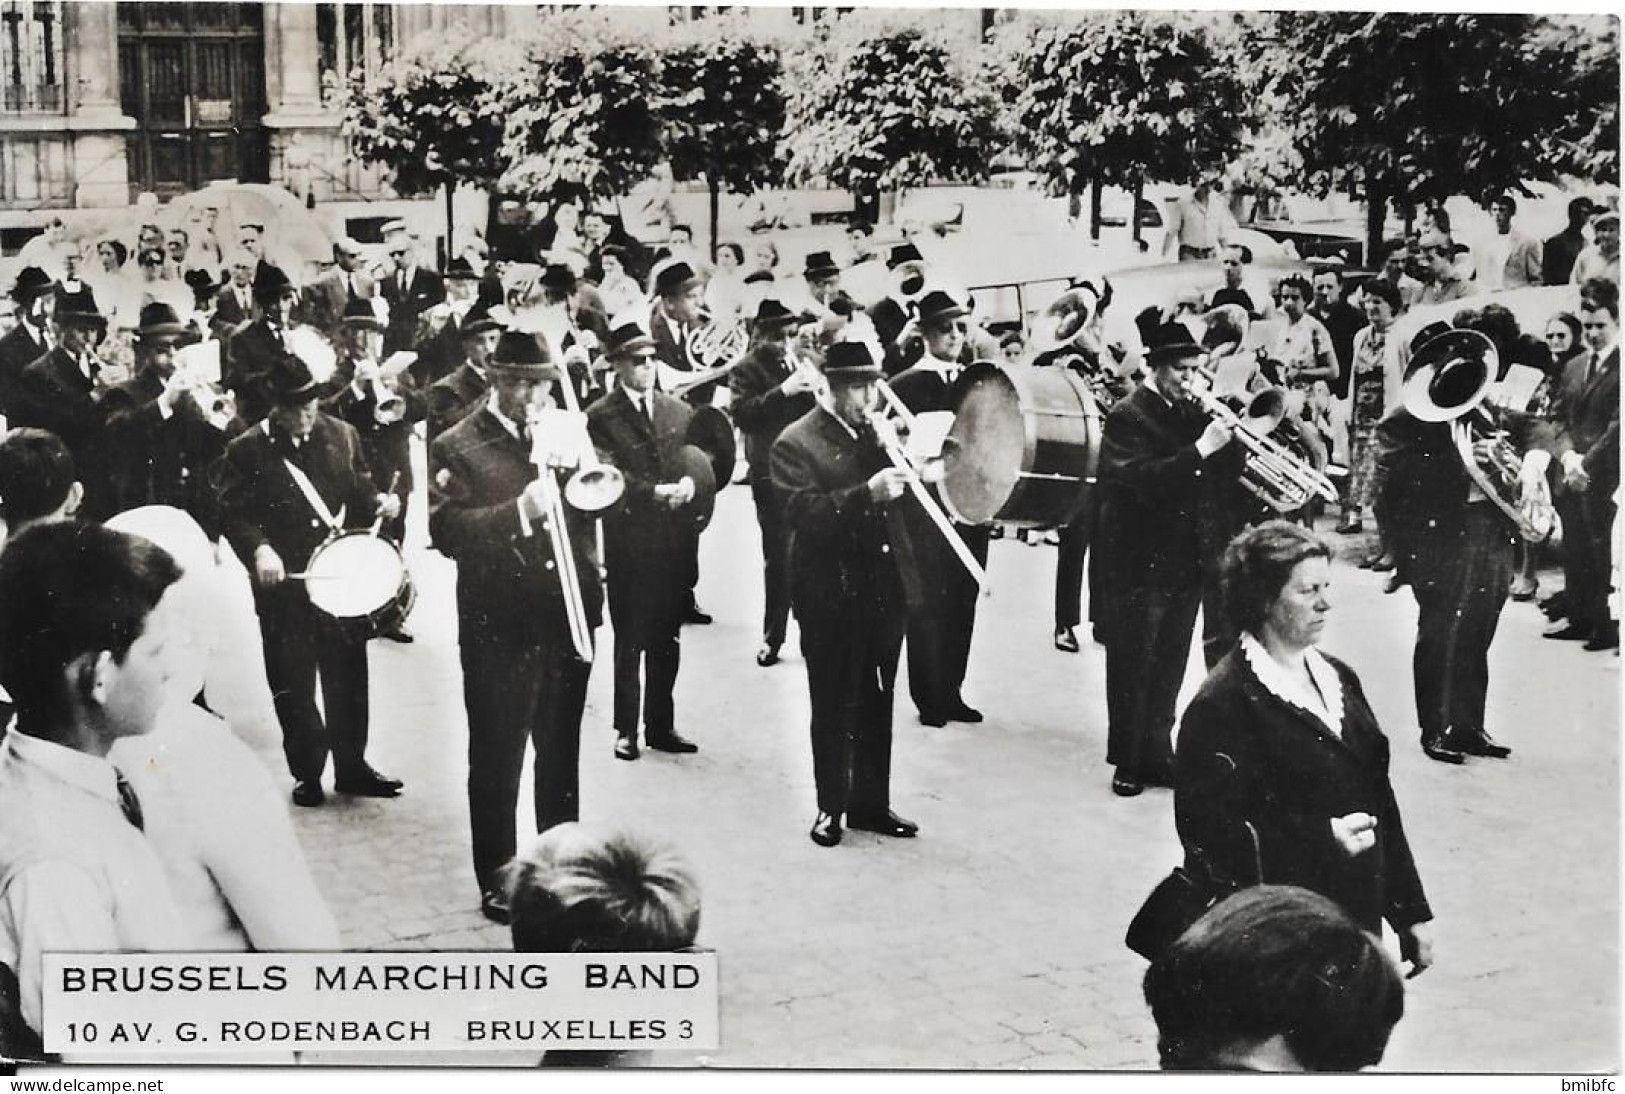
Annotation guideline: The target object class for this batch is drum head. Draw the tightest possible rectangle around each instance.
[306,535,407,618]
[942,363,1025,525]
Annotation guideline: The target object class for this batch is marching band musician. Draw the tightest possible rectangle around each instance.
[216,348,405,808]
[425,296,502,443]
[771,340,921,848]
[12,283,123,520]
[729,298,821,668]
[410,256,485,389]
[587,319,704,762]
[100,302,232,537]
[1093,323,1241,798]
[1377,322,1528,765]
[223,263,302,425]
[529,263,612,409]
[888,289,991,728]
[870,243,928,377]
[648,261,716,406]
[428,331,604,926]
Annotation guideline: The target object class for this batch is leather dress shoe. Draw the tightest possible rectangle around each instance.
[1421,734,1465,765]
[382,624,415,643]
[1369,555,1396,573]
[480,889,511,925]
[335,769,404,797]
[1054,627,1080,653]
[755,643,781,667]
[1540,592,1569,619]
[1382,572,1405,594]
[847,810,919,838]
[614,735,640,761]
[1509,577,1538,602]
[685,606,713,626]
[1544,621,1592,641]
[1111,774,1145,797]
[948,702,983,724]
[1451,729,1511,759]
[809,812,842,847]
[1585,623,1620,652]
[919,711,948,728]
[646,732,698,754]
[291,780,326,807]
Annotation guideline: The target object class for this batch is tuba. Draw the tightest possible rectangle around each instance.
[1401,327,1558,543]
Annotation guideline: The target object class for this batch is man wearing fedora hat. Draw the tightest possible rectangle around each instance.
[216,348,405,807]
[869,243,929,376]
[1093,323,1240,797]
[730,297,821,667]
[429,330,604,924]
[223,263,303,425]
[413,257,490,389]
[587,317,704,761]
[888,289,992,728]
[13,283,124,520]
[300,237,378,337]
[0,267,56,420]
[1376,321,1525,765]
[326,296,424,578]
[426,296,504,443]
[100,302,229,535]
[648,260,710,397]
[771,339,921,847]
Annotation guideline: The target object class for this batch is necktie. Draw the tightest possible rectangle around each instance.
[1586,351,1599,385]
[114,769,144,831]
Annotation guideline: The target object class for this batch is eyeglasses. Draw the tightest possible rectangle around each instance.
[389,250,408,258]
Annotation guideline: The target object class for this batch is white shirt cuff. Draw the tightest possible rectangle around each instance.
[515,498,534,538]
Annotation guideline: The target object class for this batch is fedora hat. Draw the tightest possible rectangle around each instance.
[1143,322,1204,368]
[52,283,106,329]
[444,256,479,281]
[887,243,924,270]
[460,298,502,338]
[134,302,189,342]
[802,251,841,281]
[821,339,882,385]
[604,318,658,360]
[540,263,577,295]
[1402,324,1495,423]
[913,289,970,328]
[652,261,701,299]
[487,331,559,379]
[10,266,53,305]
[263,348,323,405]
[750,297,801,331]
[337,295,386,331]
[252,263,296,303]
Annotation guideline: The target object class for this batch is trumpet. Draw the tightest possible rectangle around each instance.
[869,378,989,591]
[1188,368,1340,513]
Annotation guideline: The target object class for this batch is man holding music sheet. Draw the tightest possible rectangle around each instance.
[216,348,403,808]
[429,331,603,926]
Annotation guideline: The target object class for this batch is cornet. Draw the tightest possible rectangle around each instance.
[1188,366,1340,513]
[353,357,407,425]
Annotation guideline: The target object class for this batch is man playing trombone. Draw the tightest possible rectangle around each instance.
[428,331,605,925]
[771,340,922,848]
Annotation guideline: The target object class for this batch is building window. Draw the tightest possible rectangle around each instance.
[0,1,64,113]
[317,1,393,107]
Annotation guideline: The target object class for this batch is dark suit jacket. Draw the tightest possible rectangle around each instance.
[586,386,696,642]
[216,412,380,578]
[1094,384,1239,592]
[770,407,910,631]
[300,268,376,335]
[0,321,48,419]
[729,345,816,482]
[868,296,911,376]
[887,364,991,597]
[413,313,468,390]
[322,356,426,495]
[212,284,256,340]
[429,406,603,646]
[101,368,231,538]
[1542,345,1620,499]
[223,318,291,424]
[381,267,445,354]
[426,363,489,444]
[1175,647,1432,934]
[12,347,114,517]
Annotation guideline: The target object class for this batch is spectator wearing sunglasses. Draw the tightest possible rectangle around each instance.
[380,227,445,355]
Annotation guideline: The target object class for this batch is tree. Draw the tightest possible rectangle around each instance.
[660,14,788,259]
[782,12,999,220]
[1266,13,1603,260]
[994,11,1249,240]
[500,12,666,207]
[342,27,516,252]
[1535,15,1619,186]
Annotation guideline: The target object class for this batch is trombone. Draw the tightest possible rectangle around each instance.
[1188,366,1339,512]
[869,377,989,591]
[526,430,596,663]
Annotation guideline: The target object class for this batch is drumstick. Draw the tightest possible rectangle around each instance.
[368,471,402,538]
[284,572,346,580]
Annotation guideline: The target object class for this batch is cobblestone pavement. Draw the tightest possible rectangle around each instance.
[279,482,1618,1072]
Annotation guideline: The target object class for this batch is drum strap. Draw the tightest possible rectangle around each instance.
[282,459,347,532]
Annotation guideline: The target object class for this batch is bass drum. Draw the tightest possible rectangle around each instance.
[940,360,1102,530]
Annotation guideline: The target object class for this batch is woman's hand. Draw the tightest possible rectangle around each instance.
[1398,920,1435,979]
[1329,811,1378,857]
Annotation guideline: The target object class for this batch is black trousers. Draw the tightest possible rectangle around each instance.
[1104,582,1202,780]
[800,610,905,817]
[907,524,990,718]
[256,587,371,785]
[613,629,680,741]
[1055,512,1090,631]
[750,477,792,648]
[1557,488,1616,630]
[1410,506,1514,741]
[461,629,591,893]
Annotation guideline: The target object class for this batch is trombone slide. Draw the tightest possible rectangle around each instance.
[871,414,989,593]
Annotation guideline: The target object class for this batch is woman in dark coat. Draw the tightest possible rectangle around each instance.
[1174,521,1435,976]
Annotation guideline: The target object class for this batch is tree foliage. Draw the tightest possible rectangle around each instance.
[661,13,787,197]
[994,11,1249,198]
[1536,15,1619,185]
[341,27,514,196]
[782,13,999,199]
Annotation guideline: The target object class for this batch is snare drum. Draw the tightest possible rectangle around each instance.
[302,532,416,638]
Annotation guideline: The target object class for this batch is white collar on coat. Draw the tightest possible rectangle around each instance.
[1239,632,1345,738]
